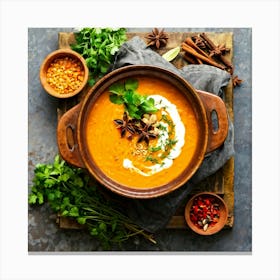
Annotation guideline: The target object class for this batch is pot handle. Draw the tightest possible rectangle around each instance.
[196,90,229,154]
[57,103,85,168]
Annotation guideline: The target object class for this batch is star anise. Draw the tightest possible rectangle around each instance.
[145,28,169,49]
[137,120,158,145]
[209,44,230,57]
[114,112,136,139]
[232,75,243,87]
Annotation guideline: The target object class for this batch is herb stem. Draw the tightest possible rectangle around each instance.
[28,155,157,249]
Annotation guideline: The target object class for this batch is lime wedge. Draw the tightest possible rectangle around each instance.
[162,46,181,62]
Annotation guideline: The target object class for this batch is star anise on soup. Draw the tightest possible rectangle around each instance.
[209,44,230,57]
[145,28,169,49]
[113,112,136,139]
[136,116,159,145]
[137,125,158,145]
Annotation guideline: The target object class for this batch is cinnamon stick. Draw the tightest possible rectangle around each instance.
[183,53,199,64]
[200,32,233,72]
[185,37,210,58]
[200,33,216,49]
[181,43,226,70]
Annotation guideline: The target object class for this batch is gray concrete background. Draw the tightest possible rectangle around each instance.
[28,28,252,252]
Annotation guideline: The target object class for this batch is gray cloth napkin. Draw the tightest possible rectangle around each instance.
[110,36,234,232]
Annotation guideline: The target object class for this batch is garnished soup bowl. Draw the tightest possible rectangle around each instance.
[57,65,228,199]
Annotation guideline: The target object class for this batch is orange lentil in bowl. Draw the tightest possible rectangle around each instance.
[46,56,85,94]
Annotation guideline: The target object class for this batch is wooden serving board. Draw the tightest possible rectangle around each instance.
[56,31,234,230]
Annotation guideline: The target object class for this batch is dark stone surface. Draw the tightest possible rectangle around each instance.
[28,28,252,252]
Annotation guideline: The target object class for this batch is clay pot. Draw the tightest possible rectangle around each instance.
[57,65,228,198]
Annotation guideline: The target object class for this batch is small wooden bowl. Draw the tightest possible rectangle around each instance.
[39,49,89,98]
[184,192,228,235]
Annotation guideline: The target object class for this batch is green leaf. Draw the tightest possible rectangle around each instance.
[37,192,44,204]
[28,193,38,204]
[142,98,156,109]
[109,82,124,95]
[33,171,45,180]
[77,217,87,225]
[72,176,84,188]
[124,78,138,91]
[141,98,158,113]
[141,104,158,114]
[44,178,56,188]
[100,63,109,74]
[54,189,62,199]
[90,228,99,236]
[109,94,124,105]
[88,78,95,87]
[99,222,107,232]
[69,206,79,217]
[123,90,134,104]
[126,103,140,119]
[132,92,145,106]
[62,197,70,207]
[43,167,51,177]
[110,46,119,55]
[47,192,55,201]
[46,189,61,201]
[59,173,70,182]
[54,154,60,166]
[61,210,69,216]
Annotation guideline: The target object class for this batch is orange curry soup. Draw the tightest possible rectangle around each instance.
[85,76,199,188]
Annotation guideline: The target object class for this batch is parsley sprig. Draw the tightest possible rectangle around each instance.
[71,28,127,86]
[109,78,158,119]
[28,155,156,250]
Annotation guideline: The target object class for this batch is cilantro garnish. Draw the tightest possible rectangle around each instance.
[109,78,158,119]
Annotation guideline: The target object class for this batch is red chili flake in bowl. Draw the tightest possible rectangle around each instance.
[190,195,220,231]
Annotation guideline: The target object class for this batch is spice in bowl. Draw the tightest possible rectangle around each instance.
[46,56,85,94]
[190,195,220,231]
[40,49,89,98]
[184,192,228,235]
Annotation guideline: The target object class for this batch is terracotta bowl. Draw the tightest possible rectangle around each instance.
[40,49,89,98]
[184,192,228,235]
[57,65,228,199]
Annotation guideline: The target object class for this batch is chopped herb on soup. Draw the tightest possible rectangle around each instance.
[109,78,158,119]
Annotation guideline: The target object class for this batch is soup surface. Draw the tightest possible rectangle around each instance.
[85,76,200,188]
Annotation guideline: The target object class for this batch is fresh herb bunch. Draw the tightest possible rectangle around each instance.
[71,27,127,86]
[109,78,158,119]
[28,155,156,250]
